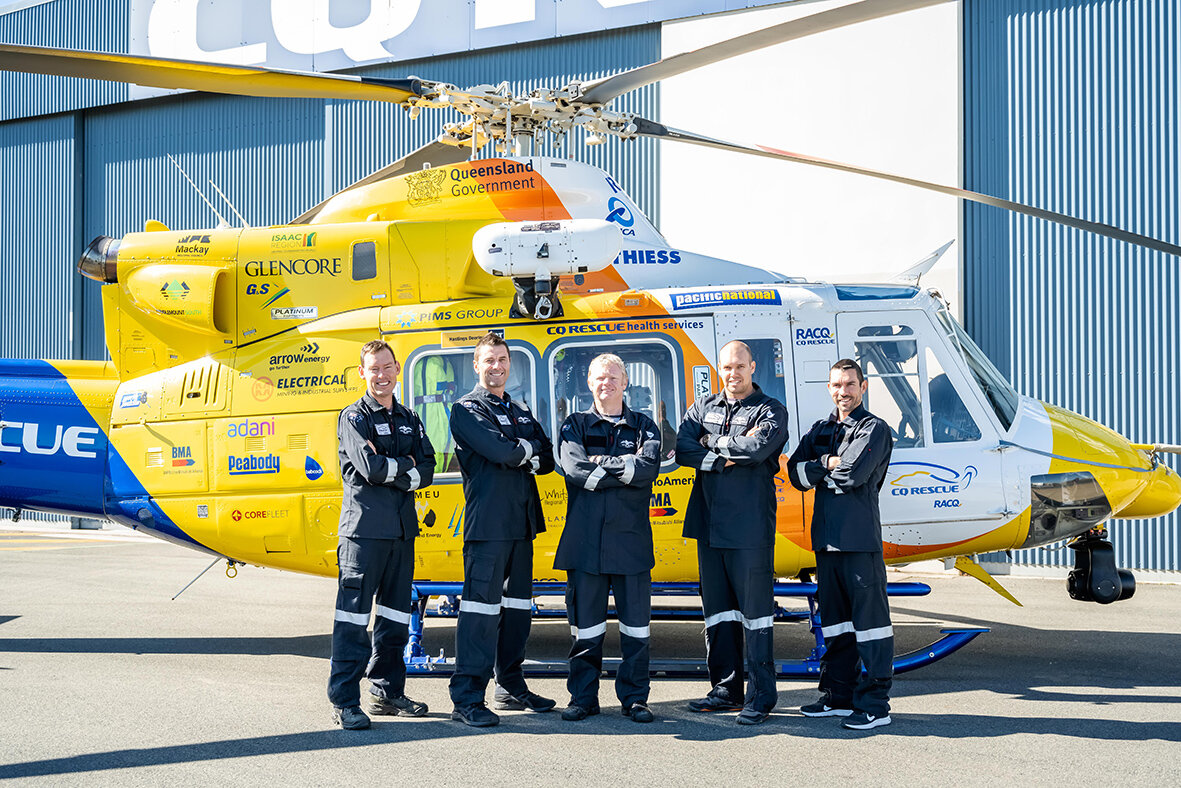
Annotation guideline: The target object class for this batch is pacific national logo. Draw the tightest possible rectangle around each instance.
[889,462,977,496]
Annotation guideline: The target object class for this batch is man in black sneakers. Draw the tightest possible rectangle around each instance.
[676,340,790,726]
[329,340,434,730]
[555,354,661,724]
[448,332,556,727]
[789,359,895,731]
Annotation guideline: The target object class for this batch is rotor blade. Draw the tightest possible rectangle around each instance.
[291,139,471,224]
[580,0,949,106]
[632,117,1181,258]
[0,44,428,103]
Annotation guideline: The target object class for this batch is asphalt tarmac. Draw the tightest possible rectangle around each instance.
[1,525,1179,786]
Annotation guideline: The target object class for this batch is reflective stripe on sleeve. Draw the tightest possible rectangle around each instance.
[406,467,421,491]
[821,621,855,638]
[716,436,732,457]
[703,609,742,628]
[701,452,722,472]
[855,625,894,642]
[794,462,813,489]
[335,609,370,626]
[501,596,533,611]
[459,599,502,616]
[619,454,636,485]
[585,465,608,491]
[374,604,411,625]
[618,622,651,638]
[517,438,534,463]
[384,461,400,484]
[569,621,608,640]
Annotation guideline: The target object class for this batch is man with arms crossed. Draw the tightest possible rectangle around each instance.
[448,332,556,727]
[788,358,895,730]
[555,354,661,723]
[676,340,789,725]
[329,340,434,730]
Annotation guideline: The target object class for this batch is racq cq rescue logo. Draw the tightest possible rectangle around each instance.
[795,326,835,346]
[889,462,977,509]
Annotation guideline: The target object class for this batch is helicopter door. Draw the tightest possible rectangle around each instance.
[834,312,1012,548]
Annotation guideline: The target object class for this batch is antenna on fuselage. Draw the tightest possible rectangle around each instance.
[166,154,230,229]
[208,179,250,228]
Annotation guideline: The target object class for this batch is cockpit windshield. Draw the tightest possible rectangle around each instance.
[934,307,1020,431]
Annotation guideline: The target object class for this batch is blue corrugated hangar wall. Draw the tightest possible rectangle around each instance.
[964,0,1180,572]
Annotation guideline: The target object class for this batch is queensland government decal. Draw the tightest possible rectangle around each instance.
[671,289,781,310]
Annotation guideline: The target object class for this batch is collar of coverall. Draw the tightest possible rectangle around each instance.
[589,400,636,426]
[361,392,400,414]
[724,381,765,406]
[472,385,514,407]
[828,403,870,426]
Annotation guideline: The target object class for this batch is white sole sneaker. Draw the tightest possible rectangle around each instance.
[842,714,891,730]
[800,705,853,718]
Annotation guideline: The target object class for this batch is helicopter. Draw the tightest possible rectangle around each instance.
[2,0,1179,677]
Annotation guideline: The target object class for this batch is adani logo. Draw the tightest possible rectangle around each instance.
[889,462,977,497]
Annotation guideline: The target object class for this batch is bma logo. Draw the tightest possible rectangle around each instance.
[171,446,195,467]
[406,169,447,206]
[605,197,636,236]
[889,462,977,500]
[160,280,190,300]
[795,327,835,346]
[0,422,100,459]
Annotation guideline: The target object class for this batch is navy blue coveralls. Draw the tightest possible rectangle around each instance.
[448,386,554,708]
[328,393,434,709]
[556,404,661,710]
[788,403,894,716]
[675,383,790,714]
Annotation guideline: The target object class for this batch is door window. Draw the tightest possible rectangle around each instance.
[739,338,788,405]
[854,325,924,449]
[550,339,681,462]
[408,348,534,475]
[926,348,981,443]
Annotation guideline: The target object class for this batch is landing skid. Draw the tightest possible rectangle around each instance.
[402,581,987,678]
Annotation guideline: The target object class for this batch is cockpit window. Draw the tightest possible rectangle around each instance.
[935,308,1019,431]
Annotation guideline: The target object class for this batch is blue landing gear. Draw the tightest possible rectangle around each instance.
[401,580,987,677]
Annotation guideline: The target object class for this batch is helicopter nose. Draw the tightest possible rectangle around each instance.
[1116,461,1181,519]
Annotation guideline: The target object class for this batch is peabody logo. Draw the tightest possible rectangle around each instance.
[227,454,280,475]
[406,169,447,206]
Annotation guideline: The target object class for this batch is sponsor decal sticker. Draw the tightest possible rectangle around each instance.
[406,168,447,206]
[228,454,280,475]
[268,342,330,369]
[119,391,147,409]
[670,289,781,310]
[160,280,190,300]
[244,258,342,277]
[889,462,976,509]
[175,234,211,257]
[171,446,196,466]
[252,376,275,402]
[270,231,318,250]
[227,418,275,438]
[305,456,324,481]
[795,326,835,346]
[272,306,318,320]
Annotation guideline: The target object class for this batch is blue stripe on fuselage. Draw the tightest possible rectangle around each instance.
[0,359,204,549]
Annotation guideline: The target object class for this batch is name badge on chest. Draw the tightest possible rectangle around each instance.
[703,412,725,425]
[375,423,391,436]
[496,414,512,426]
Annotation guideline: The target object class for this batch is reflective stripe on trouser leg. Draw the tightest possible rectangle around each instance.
[566,570,609,707]
[449,539,512,707]
[613,570,652,707]
[697,543,744,704]
[815,549,858,708]
[367,537,415,702]
[328,536,384,708]
[494,538,535,699]
[848,552,893,717]
[727,546,776,713]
